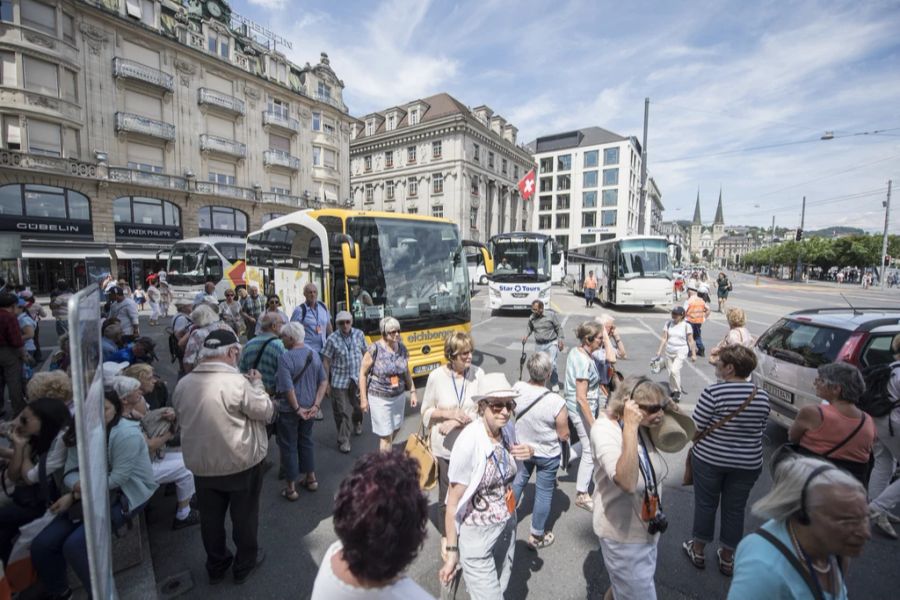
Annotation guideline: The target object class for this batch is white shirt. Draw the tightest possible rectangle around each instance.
[310,541,434,600]
[512,382,566,458]
[663,320,692,357]
[420,365,484,460]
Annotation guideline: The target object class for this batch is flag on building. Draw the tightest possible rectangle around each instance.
[517,168,536,201]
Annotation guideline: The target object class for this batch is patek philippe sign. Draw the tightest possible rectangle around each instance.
[0,216,93,239]
[115,224,182,241]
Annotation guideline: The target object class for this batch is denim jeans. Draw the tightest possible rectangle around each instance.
[690,322,705,354]
[276,410,315,482]
[512,454,561,536]
[691,454,760,550]
[535,341,560,389]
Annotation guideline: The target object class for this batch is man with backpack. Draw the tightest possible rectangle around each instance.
[864,333,900,538]
[239,313,287,397]
[290,283,332,355]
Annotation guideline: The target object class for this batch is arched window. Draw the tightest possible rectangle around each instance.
[113,196,181,227]
[198,206,248,237]
[0,184,90,221]
[263,212,285,223]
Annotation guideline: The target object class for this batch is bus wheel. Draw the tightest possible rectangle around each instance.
[479,275,488,285]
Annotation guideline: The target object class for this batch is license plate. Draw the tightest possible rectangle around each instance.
[413,362,440,375]
[512,292,528,298]
[762,381,794,404]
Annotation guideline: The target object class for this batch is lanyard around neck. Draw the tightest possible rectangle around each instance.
[451,367,468,407]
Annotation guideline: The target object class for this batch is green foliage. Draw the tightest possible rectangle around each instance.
[742,234,899,269]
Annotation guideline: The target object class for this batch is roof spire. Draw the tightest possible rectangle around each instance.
[714,187,724,225]
[692,189,702,225]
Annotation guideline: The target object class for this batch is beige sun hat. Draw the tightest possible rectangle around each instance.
[649,408,697,453]
[472,372,519,402]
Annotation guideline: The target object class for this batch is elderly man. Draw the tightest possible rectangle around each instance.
[239,311,286,396]
[321,311,367,453]
[194,281,217,306]
[240,284,267,341]
[729,456,871,599]
[290,283,332,355]
[172,329,274,585]
[522,300,563,390]
[109,286,141,343]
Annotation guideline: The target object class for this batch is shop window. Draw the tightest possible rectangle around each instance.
[0,184,90,220]
[198,205,248,234]
[113,196,180,226]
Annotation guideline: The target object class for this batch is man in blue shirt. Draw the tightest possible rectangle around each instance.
[321,311,367,453]
[290,283,332,355]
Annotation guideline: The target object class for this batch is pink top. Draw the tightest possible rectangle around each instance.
[800,404,876,463]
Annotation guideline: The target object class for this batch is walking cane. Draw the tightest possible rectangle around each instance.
[518,341,527,381]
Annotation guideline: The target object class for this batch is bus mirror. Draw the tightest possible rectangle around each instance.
[552,251,561,264]
[481,247,494,274]
[342,242,360,278]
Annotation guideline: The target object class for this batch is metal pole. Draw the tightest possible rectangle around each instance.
[637,97,649,235]
[880,180,892,289]
[795,196,806,281]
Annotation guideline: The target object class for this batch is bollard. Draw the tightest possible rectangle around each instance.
[755,275,759,286]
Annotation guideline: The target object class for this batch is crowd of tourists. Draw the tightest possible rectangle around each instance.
[0,274,896,599]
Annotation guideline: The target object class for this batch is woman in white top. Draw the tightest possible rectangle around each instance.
[311,450,434,600]
[439,373,533,599]
[708,307,754,365]
[420,332,484,557]
[591,376,671,600]
[654,306,696,401]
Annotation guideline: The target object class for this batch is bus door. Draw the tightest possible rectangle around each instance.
[315,215,347,315]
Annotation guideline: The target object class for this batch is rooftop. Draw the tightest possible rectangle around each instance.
[532,127,632,154]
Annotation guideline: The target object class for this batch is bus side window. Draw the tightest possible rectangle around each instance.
[617,254,626,277]
[207,254,223,280]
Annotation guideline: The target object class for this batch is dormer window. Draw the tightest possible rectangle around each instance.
[267,58,287,84]
[409,108,420,125]
[317,81,332,100]
[366,120,375,136]
[207,30,230,59]
[386,113,396,131]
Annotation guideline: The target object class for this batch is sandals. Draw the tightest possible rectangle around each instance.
[682,540,705,569]
[574,493,594,512]
[301,477,319,492]
[717,548,734,577]
[527,531,555,550]
[280,488,299,502]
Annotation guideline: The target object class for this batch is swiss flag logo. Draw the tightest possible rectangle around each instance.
[517,168,536,201]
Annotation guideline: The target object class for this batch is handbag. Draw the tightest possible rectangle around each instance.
[405,416,438,490]
[683,386,757,486]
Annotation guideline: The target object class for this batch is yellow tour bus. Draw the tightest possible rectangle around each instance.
[245,208,491,377]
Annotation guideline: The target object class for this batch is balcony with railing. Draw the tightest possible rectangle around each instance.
[107,167,187,190]
[199,134,246,159]
[314,129,340,147]
[112,57,175,93]
[314,93,349,113]
[262,110,300,134]
[260,192,308,208]
[198,88,245,116]
[115,112,176,141]
[263,150,300,171]
[193,181,256,201]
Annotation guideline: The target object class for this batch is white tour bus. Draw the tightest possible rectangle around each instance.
[487,232,559,311]
[165,236,246,304]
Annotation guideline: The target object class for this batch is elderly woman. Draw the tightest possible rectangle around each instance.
[112,376,199,529]
[181,304,235,373]
[219,288,244,337]
[654,306,696,402]
[728,456,871,599]
[789,362,876,485]
[311,450,432,599]
[708,307,753,365]
[25,371,73,407]
[564,321,607,511]
[512,352,569,549]
[275,322,327,500]
[360,317,417,452]
[683,345,770,576]
[596,313,628,360]
[591,376,670,600]
[439,373,532,598]
[123,362,168,412]
[420,331,484,555]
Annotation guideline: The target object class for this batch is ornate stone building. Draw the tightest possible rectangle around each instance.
[689,189,726,261]
[349,93,533,242]
[0,0,351,291]
[712,233,756,268]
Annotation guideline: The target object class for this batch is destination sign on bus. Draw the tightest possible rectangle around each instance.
[497,284,544,293]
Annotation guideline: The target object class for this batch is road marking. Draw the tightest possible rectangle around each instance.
[635,317,713,385]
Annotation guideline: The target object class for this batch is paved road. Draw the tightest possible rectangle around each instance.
[90,274,899,599]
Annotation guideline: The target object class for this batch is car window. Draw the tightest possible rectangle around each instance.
[757,319,851,368]
[860,334,897,367]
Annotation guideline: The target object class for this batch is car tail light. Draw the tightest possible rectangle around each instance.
[836,332,867,366]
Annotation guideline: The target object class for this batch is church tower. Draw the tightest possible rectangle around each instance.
[713,188,725,241]
[691,190,702,253]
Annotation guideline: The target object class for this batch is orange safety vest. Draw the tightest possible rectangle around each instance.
[685,297,707,324]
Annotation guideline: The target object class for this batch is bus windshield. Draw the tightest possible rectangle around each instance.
[167,244,209,285]
[349,217,469,331]
[618,238,671,279]
[490,236,551,282]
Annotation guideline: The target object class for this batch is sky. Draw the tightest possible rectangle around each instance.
[231,0,900,233]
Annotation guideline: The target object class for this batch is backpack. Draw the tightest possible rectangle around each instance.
[298,300,328,323]
[858,362,900,418]
[167,315,191,363]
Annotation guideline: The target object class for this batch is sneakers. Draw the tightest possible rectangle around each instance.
[574,493,594,512]
[172,509,201,530]
[872,510,898,539]
[339,441,351,454]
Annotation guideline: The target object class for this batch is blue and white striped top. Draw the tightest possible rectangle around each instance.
[692,382,771,470]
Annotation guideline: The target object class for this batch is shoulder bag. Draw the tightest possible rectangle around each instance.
[683,386,757,486]
[405,415,438,490]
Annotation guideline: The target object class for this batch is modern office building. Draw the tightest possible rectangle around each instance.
[348,93,533,242]
[0,0,351,291]
[530,127,647,249]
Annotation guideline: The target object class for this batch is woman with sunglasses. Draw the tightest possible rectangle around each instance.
[439,373,533,598]
[255,295,290,337]
[592,375,670,600]
[359,317,417,452]
[219,288,244,337]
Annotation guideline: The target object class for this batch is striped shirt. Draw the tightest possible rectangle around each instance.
[321,328,366,389]
[692,382,770,470]
[239,333,286,392]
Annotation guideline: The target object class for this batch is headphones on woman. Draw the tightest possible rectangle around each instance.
[797,464,837,525]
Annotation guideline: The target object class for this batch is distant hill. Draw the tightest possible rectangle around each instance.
[806,226,865,238]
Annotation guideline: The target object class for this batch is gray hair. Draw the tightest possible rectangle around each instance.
[817,362,866,403]
[303,282,318,294]
[190,304,220,327]
[103,323,122,339]
[753,455,865,522]
[198,341,241,361]
[526,352,553,384]
[595,313,615,328]
[380,316,400,336]
[260,311,284,332]
[111,376,141,399]
[280,322,305,344]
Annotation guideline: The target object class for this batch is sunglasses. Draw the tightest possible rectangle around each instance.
[338,320,352,325]
[385,329,400,335]
[639,403,667,415]
[488,400,517,413]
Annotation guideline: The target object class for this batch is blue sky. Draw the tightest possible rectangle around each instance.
[232,0,900,232]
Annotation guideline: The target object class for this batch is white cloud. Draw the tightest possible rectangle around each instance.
[245,0,286,10]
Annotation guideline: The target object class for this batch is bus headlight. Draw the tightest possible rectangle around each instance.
[539,288,549,297]
[490,287,501,298]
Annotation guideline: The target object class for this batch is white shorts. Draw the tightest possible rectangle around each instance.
[599,537,658,600]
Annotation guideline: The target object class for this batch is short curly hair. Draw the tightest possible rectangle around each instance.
[26,371,73,405]
[726,307,746,328]
[333,450,428,582]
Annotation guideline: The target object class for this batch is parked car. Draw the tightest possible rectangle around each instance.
[752,307,900,428]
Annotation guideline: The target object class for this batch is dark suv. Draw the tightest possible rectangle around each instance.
[752,308,900,428]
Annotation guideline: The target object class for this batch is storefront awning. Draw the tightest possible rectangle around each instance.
[113,248,165,260]
[22,247,111,260]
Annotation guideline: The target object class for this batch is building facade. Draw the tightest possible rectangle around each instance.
[0,0,351,292]
[658,220,686,266]
[530,127,645,249]
[712,233,756,268]
[688,189,726,261]
[348,94,533,242]
[647,176,663,235]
